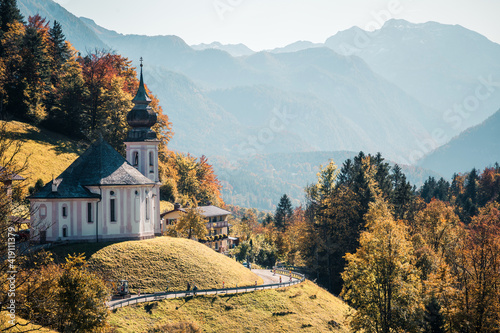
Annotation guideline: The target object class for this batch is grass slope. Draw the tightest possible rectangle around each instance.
[2,120,82,186]
[87,237,262,293]
[0,312,58,332]
[109,280,350,333]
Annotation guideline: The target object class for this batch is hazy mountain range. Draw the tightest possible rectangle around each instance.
[419,108,500,177]
[191,42,255,57]
[18,0,500,209]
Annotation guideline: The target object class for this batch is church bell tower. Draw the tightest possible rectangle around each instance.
[124,58,160,183]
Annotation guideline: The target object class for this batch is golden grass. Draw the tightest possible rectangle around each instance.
[88,237,263,293]
[109,280,351,333]
[2,120,82,187]
[0,312,58,332]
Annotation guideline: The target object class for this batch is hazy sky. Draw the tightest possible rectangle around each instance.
[52,0,500,51]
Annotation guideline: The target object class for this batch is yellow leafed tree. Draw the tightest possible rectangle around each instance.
[341,199,423,333]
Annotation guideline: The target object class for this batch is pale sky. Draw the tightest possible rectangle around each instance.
[52,0,500,51]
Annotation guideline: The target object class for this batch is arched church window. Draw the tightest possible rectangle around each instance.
[110,191,116,222]
[87,202,93,223]
[133,152,139,166]
[149,151,154,173]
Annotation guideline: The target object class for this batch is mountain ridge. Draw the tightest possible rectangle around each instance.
[418,108,500,177]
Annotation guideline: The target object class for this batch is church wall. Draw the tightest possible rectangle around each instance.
[30,184,160,242]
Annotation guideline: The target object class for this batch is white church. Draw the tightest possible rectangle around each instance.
[30,64,161,243]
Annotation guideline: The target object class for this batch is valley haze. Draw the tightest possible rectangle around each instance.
[18,0,500,210]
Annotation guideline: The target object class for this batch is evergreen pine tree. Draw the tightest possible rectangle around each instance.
[274,194,293,231]
[420,176,437,203]
[0,0,23,34]
[461,168,479,223]
[435,177,450,202]
[48,20,70,71]
[391,165,415,220]
[263,213,273,227]
[18,15,51,123]
[373,152,392,199]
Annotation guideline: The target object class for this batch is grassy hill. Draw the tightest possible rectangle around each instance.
[48,237,352,332]
[1,120,82,187]
[109,280,350,333]
[84,237,262,293]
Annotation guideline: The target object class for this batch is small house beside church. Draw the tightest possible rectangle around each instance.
[161,204,238,253]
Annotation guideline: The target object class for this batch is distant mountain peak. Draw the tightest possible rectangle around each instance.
[269,40,323,54]
[381,18,416,30]
[191,41,254,57]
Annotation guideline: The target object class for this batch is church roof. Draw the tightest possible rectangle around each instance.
[30,138,155,199]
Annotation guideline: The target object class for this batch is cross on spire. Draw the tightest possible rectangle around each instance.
[132,57,150,103]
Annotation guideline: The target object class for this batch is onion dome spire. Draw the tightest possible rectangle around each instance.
[133,58,151,103]
[125,58,158,142]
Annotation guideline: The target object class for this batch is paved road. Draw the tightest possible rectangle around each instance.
[107,269,301,309]
[253,269,295,284]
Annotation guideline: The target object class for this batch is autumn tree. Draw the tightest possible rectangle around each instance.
[78,50,132,135]
[284,206,308,266]
[56,254,109,333]
[176,206,207,240]
[161,152,222,206]
[446,203,500,332]
[341,199,423,333]
[478,166,500,206]
[4,251,110,332]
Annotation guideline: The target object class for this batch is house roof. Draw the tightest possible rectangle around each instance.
[197,205,232,217]
[30,138,155,199]
[161,207,186,218]
[160,205,232,219]
[0,166,25,181]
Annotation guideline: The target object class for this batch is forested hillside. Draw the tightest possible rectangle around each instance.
[213,151,441,210]
[230,151,500,332]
